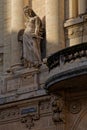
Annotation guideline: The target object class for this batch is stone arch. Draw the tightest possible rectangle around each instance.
[71,107,87,130]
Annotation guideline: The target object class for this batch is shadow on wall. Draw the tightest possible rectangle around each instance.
[4,30,23,71]
[11,31,23,67]
[40,16,46,60]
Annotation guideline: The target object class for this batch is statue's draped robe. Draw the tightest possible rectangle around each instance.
[23,16,42,65]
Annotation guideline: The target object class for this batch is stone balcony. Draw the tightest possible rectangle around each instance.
[45,42,87,92]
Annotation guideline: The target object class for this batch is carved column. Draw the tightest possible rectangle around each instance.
[11,0,24,69]
[69,0,78,18]
[78,0,87,15]
[45,0,64,56]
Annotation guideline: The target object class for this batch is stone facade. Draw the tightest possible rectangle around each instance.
[0,0,87,130]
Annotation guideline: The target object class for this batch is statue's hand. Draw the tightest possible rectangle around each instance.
[32,33,43,39]
[32,33,36,37]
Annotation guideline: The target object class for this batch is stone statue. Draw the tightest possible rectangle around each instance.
[23,6,43,68]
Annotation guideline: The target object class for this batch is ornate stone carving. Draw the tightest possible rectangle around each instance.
[0,108,20,121]
[68,26,83,39]
[51,96,65,123]
[0,101,39,126]
[20,102,40,129]
[21,115,34,129]
[21,114,40,130]
[65,21,87,42]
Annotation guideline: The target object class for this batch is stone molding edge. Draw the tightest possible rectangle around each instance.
[64,14,87,27]
[0,89,47,105]
[45,66,87,90]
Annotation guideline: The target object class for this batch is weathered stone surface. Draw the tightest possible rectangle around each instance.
[0,0,87,130]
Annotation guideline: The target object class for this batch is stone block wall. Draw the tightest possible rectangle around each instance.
[0,0,11,72]
[3,0,11,71]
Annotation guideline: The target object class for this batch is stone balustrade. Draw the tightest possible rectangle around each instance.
[47,42,87,71]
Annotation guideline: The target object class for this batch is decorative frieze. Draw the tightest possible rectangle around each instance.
[0,97,53,129]
[0,102,39,124]
[0,108,20,121]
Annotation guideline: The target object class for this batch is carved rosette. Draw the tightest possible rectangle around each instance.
[69,101,81,114]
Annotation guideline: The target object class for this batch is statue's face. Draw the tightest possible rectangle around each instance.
[24,8,32,18]
[28,9,32,17]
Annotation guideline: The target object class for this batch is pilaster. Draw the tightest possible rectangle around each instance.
[45,0,64,56]
[11,0,24,69]
[69,0,78,18]
[78,0,87,15]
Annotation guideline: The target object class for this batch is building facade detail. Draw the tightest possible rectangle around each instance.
[51,95,65,123]
[0,0,87,130]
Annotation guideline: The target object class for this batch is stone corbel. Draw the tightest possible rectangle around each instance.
[51,95,65,124]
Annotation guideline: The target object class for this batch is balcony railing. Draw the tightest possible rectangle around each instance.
[47,42,87,71]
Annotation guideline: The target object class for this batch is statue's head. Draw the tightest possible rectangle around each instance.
[23,6,36,18]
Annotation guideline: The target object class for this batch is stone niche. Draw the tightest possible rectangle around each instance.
[1,68,39,94]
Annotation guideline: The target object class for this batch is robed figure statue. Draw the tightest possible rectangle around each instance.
[23,6,43,68]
